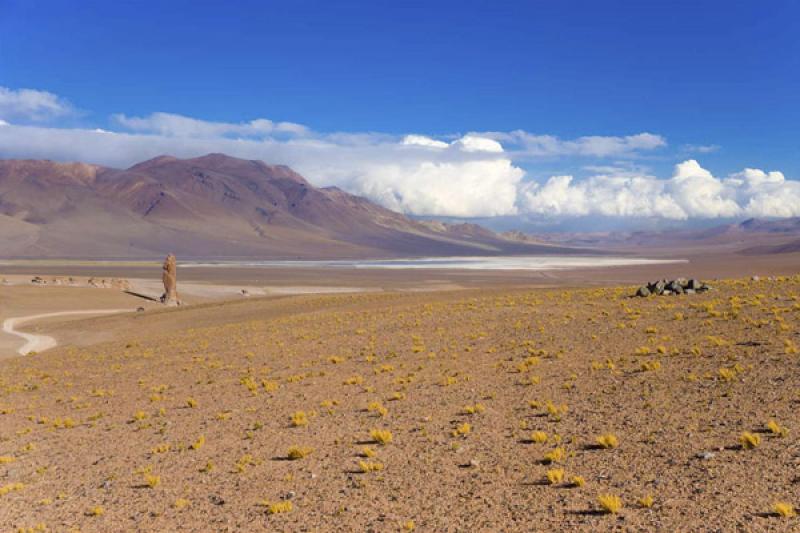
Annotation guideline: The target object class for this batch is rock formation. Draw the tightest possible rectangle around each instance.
[160,254,181,306]
[636,278,711,297]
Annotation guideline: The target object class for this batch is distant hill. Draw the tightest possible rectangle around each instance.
[533,217,800,254]
[0,154,581,259]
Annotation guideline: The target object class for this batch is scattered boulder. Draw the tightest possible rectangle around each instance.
[636,278,711,297]
[31,276,46,285]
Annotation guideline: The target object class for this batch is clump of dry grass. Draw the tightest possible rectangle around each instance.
[773,502,796,518]
[290,411,309,427]
[597,494,623,514]
[766,420,788,437]
[358,460,384,473]
[530,431,548,443]
[287,445,313,460]
[370,429,393,445]
[595,433,619,449]
[452,422,471,437]
[263,500,293,514]
[546,468,564,485]
[740,432,761,450]
[638,494,654,508]
[543,447,565,464]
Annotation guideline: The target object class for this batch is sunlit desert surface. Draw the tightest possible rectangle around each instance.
[1,267,799,531]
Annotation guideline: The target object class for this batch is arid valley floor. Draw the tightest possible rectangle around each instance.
[1,257,800,532]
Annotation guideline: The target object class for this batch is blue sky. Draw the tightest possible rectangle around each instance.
[1,0,798,229]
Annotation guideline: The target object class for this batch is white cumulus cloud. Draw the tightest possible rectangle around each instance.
[519,160,800,220]
[0,86,75,122]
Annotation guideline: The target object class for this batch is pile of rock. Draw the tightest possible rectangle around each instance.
[635,278,710,297]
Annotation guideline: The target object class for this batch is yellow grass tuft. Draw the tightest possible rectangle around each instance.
[638,494,654,508]
[452,422,471,437]
[174,498,190,510]
[546,468,564,485]
[773,502,796,518]
[530,431,548,443]
[190,435,205,450]
[766,420,788,437]
[151,443,171,454]
[367,401,389,417]
[143,473,160,488]
[570,475,585,487]
[370,429,393,445]
[462,404,485,415]
[740,432,761,450]
[290,411,309,427]
[287,445,313,460]
[543,447,565,464]
[358,460,384,473]
[360,446,377,458]
[265,500,293,514]
[595,433,619,449]
[598,494,623,514]
[0,482,25,496]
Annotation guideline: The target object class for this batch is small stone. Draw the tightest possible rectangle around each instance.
[696,451,716,460]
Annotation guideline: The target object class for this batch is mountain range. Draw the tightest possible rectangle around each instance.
[0,154,577,259]
[3,153,798,260]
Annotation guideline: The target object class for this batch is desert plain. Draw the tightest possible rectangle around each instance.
[1,252,799,532]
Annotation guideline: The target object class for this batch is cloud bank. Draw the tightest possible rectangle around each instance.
[520,160,800,220]
[0,86,796,221]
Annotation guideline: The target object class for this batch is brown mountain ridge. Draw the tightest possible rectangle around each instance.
[0,154,580,259]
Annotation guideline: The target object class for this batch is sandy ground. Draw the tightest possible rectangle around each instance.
[1,253,800,531]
